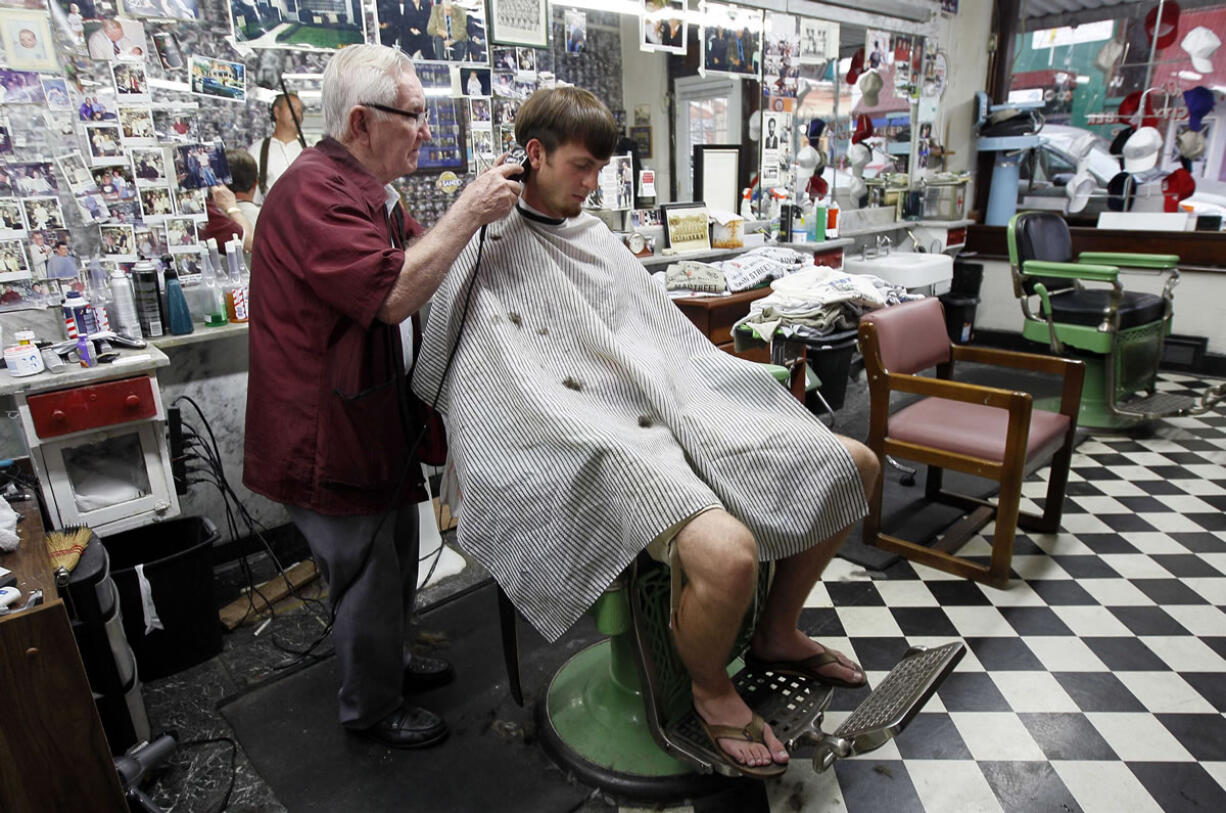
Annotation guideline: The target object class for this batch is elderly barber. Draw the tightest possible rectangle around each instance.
[243,43,521,749]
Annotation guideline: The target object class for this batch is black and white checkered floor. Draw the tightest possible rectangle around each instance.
[748,373,1226,812]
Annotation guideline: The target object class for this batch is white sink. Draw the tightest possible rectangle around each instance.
[844,251,954,292]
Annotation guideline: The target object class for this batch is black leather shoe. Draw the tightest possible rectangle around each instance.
[403,654,455,693]
[352,704,447,749]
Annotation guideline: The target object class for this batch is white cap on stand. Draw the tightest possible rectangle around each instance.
[847,142,871,174]
[1122,126,1162,172]
[857,70,883,107]
[1181,26,1220,73]
[1065,171,1096,213]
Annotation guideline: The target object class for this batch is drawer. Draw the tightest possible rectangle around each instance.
[27,376,157,439]
[716,341,770,363]
[947,227,967,247]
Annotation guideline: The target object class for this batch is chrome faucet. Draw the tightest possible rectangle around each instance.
[876,234,893,257]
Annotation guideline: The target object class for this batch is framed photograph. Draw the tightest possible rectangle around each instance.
[173,186,205,217]
[457,66,490,97]
[660,202,710,251]
[641,0,685,55]
[134,224,167,258]
[112,60,149,102]
[85,123,126,164]
[165,216,197,251]
[130,146,167,185]
[106,199,141,224]
[92,164,138,201]
[189,54,246,103]
[9,162,58,196]
[83,16,147,61]
[172,249,201,278]
[798,18,839,64]
[0,122,11,155]
[118,106,156,144]
[173,142,231,189]
[99,223,137,259]
[0,237,30,282]
[564,9,585,54]
[629,125,652,159]
[41,76,71,110]
[0,67,45,103]
[137,185,172,221]
[0,197,27,236]
[0,9,58,71]
[22,197,65,231]
[121,0,200,22]
[702,3,762,77]
[45,240,80,281]
[151,31,184,70]
[694,146,739,213]
[152,107,197,141]
[416,97,467,174]
[231,0,363,51]
[468,97,490,124]
[57,152,98,194]
[78,89,118,122]
[75,192,109,224]
[491,0,547,48]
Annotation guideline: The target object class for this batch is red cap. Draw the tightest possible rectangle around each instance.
[1162,168,1196,212]
[846,48,865,85]
[1118,91,1161,129]
[1145,1,1181,50]
[851,113,874,145]
[806,173,829,201]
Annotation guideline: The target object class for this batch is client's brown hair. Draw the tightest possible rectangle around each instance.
[514,87,618,160]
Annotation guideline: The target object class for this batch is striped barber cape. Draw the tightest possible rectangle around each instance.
[412,206,867,642]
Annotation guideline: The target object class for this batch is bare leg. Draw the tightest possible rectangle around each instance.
[674,510,788,768]
[751,436,880,683]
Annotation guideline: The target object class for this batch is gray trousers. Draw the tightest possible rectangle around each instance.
[287,503,420,728]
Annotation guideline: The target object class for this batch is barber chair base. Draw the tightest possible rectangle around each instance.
[538,639,733,802]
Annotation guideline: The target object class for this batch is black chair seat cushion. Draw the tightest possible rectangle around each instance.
[1048,289,1165,329]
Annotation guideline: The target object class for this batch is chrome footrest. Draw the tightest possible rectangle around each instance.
[663,666,834,777]
[1115,391,1198,419]
[812,642,966,772]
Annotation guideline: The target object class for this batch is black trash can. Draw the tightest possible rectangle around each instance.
[939,294,981,344]
[102,517,222,681]
[804,328,859,411]
[951,261,984,297]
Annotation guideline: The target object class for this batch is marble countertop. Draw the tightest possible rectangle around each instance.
[151,321,248,350]
[0,343,170,398]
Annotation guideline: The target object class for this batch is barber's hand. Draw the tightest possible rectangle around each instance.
[210,185,238,211]
[458,160,523,226]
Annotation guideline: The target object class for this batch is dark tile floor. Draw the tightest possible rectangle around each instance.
[137,371,1226,812]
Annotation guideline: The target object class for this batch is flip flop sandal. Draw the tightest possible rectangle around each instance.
[695,710,788,779]
[745,649,867,689]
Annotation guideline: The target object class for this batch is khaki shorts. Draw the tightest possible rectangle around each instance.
[645,505,721,628]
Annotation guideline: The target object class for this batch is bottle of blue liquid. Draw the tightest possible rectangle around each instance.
[163,266,194,336]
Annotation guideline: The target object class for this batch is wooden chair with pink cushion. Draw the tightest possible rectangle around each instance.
[857,297,1085,587]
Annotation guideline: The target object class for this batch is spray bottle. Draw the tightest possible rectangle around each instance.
[199,243,229,327]
[224,238,249,324]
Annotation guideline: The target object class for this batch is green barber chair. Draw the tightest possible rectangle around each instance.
[1007,211,1224,428]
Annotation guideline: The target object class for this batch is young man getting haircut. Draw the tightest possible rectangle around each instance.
[413,87,877,777]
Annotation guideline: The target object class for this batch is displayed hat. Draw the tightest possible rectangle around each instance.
[1184,85,1215,131]
[1109,125,1135,159]
[1094,39,1124,74]
[806,173,829,201]
[1162,167,1196,212]
[1177,127,1206,160]
[747,110,762,141]
[1144,1,1180,50]
[1065,171,1096,214]
[1122,126,1162,172]
[796,144,821,172]
[1119,91,1161,128]
[851,113,874,145]
[847,142,871,173]
[1107,172,1136,212]
[1181,26,1220,73]
[807,118,826,144]
[846,48,865,85]
[858,70,883,107]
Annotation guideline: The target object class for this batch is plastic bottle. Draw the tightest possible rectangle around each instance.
[108,268,142,339]
[826,199,840,238]
[76,334,95,367]
[163,266,194,335]
[87,258,112,334]
[61,290,97,339]
[808,198,827,242]
[224,239,249,323]
[199,249,229,327]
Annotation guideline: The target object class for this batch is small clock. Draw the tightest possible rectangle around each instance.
[623,232,655,258]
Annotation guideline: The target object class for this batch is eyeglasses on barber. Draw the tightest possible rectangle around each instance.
[360,102,431,125]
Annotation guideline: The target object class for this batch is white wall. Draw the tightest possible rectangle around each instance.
[976,259,1226,355]
[936,2,993,177]
[620,15,672,202]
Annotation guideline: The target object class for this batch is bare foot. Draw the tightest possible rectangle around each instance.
[750,629,864,686]
[692,685,788,768]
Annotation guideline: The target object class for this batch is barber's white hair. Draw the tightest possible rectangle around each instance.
[321,44,416,141]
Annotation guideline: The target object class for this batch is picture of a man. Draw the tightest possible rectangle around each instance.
[46,241,78,280]
[88,18,144,61]
[764,116,779,150]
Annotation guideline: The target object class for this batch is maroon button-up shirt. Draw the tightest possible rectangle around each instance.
[244,137,426,515]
